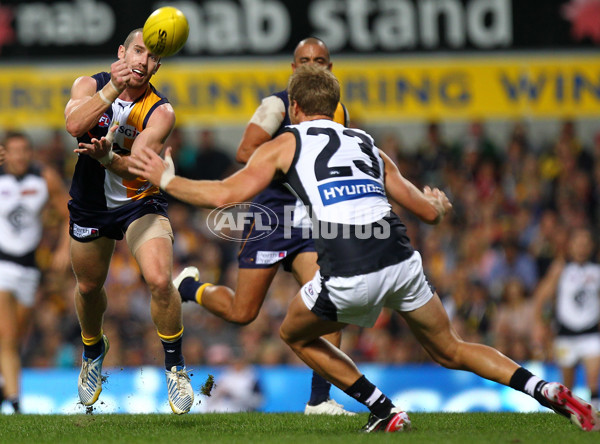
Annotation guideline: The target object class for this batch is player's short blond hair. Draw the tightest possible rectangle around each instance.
[288,64,340,119]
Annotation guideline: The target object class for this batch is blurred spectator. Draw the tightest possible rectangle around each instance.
[492,278,535,361]
[202,348,263,413]
[485,236,538,299]
[187,129,235,181]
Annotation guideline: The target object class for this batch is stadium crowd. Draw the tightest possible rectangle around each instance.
[17,118,600,370]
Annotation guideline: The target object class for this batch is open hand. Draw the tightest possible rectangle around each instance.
[129,146,174,187]
[74,124,117,160]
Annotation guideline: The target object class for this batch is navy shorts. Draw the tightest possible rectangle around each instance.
[238,222,316,272]
[68,196,168,242]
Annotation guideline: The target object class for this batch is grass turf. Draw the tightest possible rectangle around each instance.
[0,412,595,444]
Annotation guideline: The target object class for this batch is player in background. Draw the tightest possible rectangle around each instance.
[533,228,600,408]
[64,29,192,414]
[131,65,599,432]
[0,131,70,413]
[173,37,353,415]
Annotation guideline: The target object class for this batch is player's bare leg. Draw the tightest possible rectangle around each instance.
[0,291,31,413]
[71,237,114,340]
[560,366,576,393]
[400,293,520,384]
[71,237,114,406]
[280,293,406,430]
[583,355,600,407]
[178,265,279,324]
[401,293,599,431]
[133,233,193,414]
[291,252,350,414]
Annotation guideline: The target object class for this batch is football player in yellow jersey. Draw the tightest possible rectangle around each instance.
[173,38,354,416]
[64,29,192,414]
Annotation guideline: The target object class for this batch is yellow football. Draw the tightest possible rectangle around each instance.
[142,7,189,57]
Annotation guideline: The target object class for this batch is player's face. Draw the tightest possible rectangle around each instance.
[4,136,32,177]
[119,32,161,87]
[569,230,593,263]
[292,43,332,71]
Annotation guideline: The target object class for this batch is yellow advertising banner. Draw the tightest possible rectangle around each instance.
[0,54,598,129]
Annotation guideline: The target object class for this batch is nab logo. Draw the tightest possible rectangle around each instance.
[98,113,111,128]
[206,202,278,242]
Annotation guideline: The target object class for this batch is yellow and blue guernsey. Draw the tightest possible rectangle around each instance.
[70,72,168,211]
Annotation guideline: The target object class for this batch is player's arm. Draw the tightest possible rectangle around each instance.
[42,166,71,272]
[64,60,130,137]
[235,96,285,163]
[532,258,564,322]
[129,132,296,208]
[75,103,175,180]
[379,150,451,224]
[531,257,564,350]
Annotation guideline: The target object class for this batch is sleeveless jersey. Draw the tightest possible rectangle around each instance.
[69,72,168,210]
[0,165,48,266]
[251,90,349,227]
[284,119,414,276]
[555,262,600,335]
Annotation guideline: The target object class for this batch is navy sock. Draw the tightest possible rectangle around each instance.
[161,336,185,370]
[178,277,204,303]
[344,375,393,418]
[83,338,104,360]
[308,372,332,405]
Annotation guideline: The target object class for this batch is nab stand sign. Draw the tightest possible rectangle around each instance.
[0,0,597,59]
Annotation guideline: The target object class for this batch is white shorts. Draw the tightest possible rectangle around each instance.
[301,251,434,327]
[0,260,41,307]
[554,333,600,368]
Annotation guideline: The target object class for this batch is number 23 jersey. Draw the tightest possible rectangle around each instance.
[284,119,413,276]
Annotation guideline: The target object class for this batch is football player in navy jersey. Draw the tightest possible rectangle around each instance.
[64,29,192,414]
[173,37,353,415]
[0,132,70,413]
[131,65,599,432]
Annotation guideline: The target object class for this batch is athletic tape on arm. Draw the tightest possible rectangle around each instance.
[249,96,286,136]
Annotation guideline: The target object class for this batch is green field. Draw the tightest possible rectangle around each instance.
[0,412,595,444]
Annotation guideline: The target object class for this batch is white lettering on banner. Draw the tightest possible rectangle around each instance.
[158,0,290,54]
[310,0,511,52]
[17,0,114,45]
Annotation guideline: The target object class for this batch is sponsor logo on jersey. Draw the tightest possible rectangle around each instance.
[256,250,287,265]
[318,178,385,206]
[98,113,110,128]
[72,223,100,239]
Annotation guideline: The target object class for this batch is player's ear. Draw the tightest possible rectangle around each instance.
[118,44,126,60]
[153,62,161,74]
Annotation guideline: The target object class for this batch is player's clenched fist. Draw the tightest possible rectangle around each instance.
[110,59,130,92]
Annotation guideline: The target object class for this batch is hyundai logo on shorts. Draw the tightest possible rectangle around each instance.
[206,202,278,242]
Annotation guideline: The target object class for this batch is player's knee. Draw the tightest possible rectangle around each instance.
[77,280,104,298]
[227,310,259,326]
[144,273,172,297]
[428,340,462,369]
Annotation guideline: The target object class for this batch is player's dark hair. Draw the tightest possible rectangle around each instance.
[288,64,339,118]
[124,28,143,49]
[3,130,30,147]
